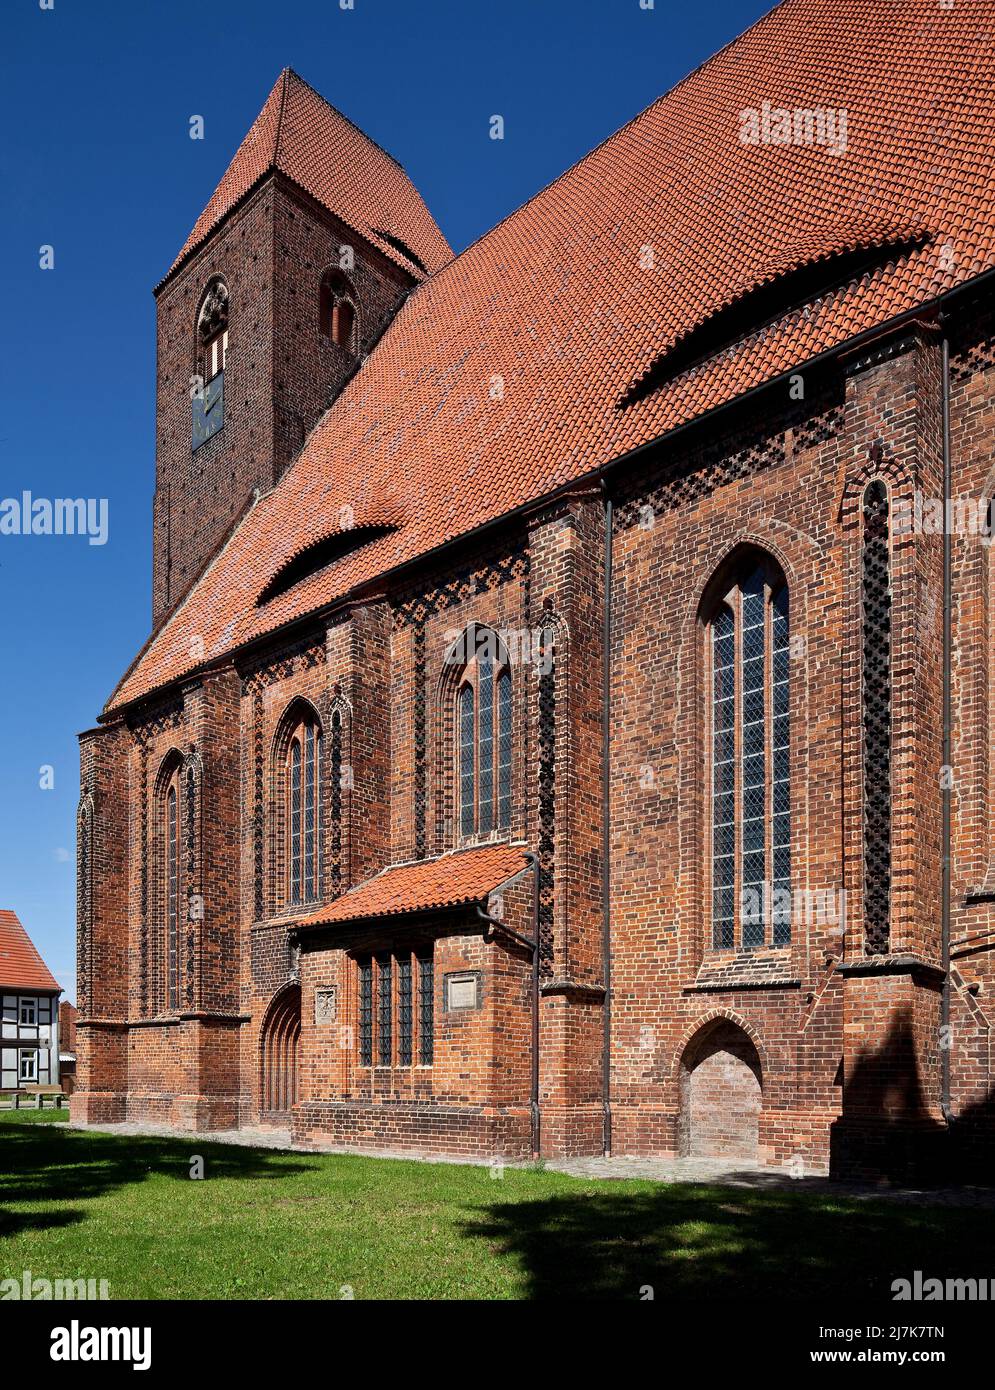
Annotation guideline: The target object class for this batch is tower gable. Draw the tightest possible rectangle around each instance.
[150,71,450,625]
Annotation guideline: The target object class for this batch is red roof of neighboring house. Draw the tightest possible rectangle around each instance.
[0,910,61,993]
[294,844,531,928]
[107,0,995,714]
[164,67,452,284]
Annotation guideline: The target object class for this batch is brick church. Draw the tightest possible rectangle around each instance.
[74,0,995,1180]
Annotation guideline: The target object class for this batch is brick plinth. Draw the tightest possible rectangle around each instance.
[69,1091,127,1126]
[291,1100,532,1160]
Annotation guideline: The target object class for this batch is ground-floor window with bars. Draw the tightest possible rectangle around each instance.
[356,947,434,1067]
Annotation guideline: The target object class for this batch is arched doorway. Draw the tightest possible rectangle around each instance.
[678,1019,763,1160]
[260,984,301,1119]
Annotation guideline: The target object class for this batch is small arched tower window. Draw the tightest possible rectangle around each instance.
[319,271,357,352]
[286,709,322,906]
[706,556,790,951]
[197,279,229,383]
[453,628,513,841]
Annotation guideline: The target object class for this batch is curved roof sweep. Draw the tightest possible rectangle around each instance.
[109,0,995,714]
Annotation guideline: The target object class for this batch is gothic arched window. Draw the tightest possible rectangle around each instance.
[162,762,182,1010]
[197,279,229,383]
[707,557,790,950]
[454,630,513,841]
[319,271,357,351]
[286,711,322,906]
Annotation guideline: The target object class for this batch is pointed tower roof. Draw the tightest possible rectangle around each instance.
[162,68,451,286]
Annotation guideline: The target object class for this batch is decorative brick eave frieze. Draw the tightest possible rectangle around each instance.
[519,479,604,529]
[838,317,941,379]
[539,979,606,1000]
[835,953,945,983]
[683,979,802,993]
[177,1011,252,1023]
[77,1012,252,1030]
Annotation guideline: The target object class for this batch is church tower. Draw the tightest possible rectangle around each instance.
[151,68,451,622]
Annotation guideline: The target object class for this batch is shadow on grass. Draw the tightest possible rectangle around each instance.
[459,1179,995,1299]
[0,1118,317,1241]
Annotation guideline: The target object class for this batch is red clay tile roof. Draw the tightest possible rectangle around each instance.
[108,0,995,714]
[0,910,60,993]
[294,844,531,928]
[164,68,452,284]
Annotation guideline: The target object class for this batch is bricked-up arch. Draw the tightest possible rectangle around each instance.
[259,983,301,1116]
[678,1017,763,1160]
[861,480,892,955]
[151,749,185,1015]
[180,751,204,1012]
[328,693,351,897]
[76,792,94,1016]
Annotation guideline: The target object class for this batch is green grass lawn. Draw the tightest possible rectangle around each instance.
[3,1109,994,1300]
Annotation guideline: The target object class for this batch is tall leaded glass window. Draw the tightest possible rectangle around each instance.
[397,955,413,1066]
[289,740,301,903]
[708,559,791,950]
[771,587,791,945]
[862,481,892,955]
[455,631,513,841]
[711,605,736,948]
[478,658,494,833]
[419,951,434,1065]
[497,671,513,828]
[377,955,393,1066]
[359,959,373,1066]
[459,684,475,839]
[287,712,322,906]
[330,710,343,895]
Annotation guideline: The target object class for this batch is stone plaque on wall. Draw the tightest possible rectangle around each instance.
[445,972,480,1011]
[315,986,337,1026]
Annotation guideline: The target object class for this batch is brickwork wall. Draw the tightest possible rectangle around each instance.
[152,175,414,623]
[79,171,995,1175]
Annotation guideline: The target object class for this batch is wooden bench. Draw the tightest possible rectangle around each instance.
[0,1091,67,1110]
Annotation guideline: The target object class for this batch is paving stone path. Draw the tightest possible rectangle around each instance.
[66,1121,995,1206]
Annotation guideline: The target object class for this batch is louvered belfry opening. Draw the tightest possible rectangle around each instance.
[861,480,892,955]
[260,985,301,1115]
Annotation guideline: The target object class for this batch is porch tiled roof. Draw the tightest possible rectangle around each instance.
[293,844,530,928]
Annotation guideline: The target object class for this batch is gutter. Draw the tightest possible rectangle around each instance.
[475,850,541,1158]
[601,482,613,1156]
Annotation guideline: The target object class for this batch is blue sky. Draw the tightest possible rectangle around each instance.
[0,0,773,998]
